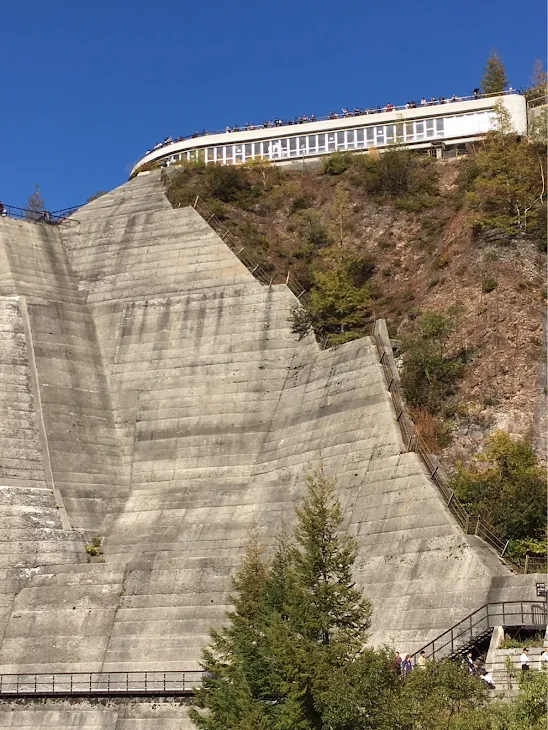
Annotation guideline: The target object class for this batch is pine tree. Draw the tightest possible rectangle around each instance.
[191,467,375,730]
[290,464,372,653]
[26,184,45,221]
[480,50,508,95]
[190,530,273,730]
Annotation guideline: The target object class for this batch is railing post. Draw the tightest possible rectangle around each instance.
[500,540,509,558]
[524,555,529,574]
[52,674,55,693]
[474,517,480,536]
[70,674,73,693]
[34,674,37,693]
[145,672,148,691]
[16,674,19,694]
[464,514,470,533]
[163,672,166,692]
[126,673,129,691]
[107,673,110,692]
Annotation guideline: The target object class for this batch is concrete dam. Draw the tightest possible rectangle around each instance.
[0,171,539,728]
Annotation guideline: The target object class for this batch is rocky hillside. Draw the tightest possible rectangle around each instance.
[162,138,546,471]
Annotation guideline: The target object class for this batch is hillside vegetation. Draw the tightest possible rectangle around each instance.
[162,120,547,559]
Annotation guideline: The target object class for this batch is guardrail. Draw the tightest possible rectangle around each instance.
[0,204,81,226]
[142,89,522,154]
[413,601,547,664]
[0,670,205,698]
[372,321,546,575]
[185,200,544,568]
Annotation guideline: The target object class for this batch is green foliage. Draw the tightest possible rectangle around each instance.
[400,311,465,414]
[85,535,103,556]
[291,209,331,247]
[404,660,489,730]
[191,465,375,730]
[482,277,498,293]
[500,633,545,648]
[451,431,547,544]
[323,151,354,176]
[307,253,373,344]
[467,114,547,242]
[351,150,440,200]
[480,50,508,95]
[206,165,252,203]
[26,184,45,220]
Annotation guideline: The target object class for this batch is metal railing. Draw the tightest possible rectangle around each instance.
[0,670,205,697]
[185,201,545,568]
[141,89,522,155]
[413,601,547,664]
[0,204,81,226]
[372,321,547,575]
[190,194,310,302]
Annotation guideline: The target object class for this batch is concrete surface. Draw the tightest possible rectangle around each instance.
[0,170,539,727]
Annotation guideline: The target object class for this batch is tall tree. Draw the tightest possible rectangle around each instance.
[26,184,45,220]
[191,466,376,730]
[480,51,508,95]
[468,101,547,240]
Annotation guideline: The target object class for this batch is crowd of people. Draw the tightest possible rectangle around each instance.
[142,88,489,156]
[390,646,548,689]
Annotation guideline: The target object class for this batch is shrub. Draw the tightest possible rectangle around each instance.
[451,431,547,543]
[205,165,251,203]
[323,151,354,175]
[85,536,103,557]
[400,311,465,414]
[482,277,498,293]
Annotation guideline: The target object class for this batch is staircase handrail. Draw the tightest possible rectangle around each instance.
[414,600,548,663]
[372,321,545,575]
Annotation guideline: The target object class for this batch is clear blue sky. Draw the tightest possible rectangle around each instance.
[0,0,545,210]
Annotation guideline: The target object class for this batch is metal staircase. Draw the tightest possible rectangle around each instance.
[414,601,547,664]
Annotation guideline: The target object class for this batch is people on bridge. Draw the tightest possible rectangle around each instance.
[0,202,5,217]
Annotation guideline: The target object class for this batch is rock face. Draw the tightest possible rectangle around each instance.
[0,171,538,727]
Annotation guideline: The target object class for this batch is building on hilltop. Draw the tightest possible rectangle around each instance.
[131,91,526,176]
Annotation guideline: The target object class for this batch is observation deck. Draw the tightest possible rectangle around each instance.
[131,91,526,176]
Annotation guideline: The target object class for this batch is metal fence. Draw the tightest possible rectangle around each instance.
[187,198,544,574]
[0,670,205,697]
[372,321,547,576]
[414,601,547,663]
[0,204,81,226]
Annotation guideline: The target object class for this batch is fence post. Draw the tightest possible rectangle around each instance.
[524,555,529,574]
[464,514,470,534]
[475,517,480,536]
[193,195,200,208]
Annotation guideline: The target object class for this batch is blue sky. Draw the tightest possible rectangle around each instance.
[0,0,545,210]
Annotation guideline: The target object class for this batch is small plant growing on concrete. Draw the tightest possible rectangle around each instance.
[85,536,103,557]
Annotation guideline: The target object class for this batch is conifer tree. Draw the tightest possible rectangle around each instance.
[191,466,375,730]
[26,184,45,220]
[480,50,508,95]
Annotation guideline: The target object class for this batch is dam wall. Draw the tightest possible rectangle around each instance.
[0,170,536,727]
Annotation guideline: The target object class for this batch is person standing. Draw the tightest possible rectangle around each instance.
[393,651,403,674]
[520,648,530,672]
[401,654,413,677]
[540,649,548,670]
[416,650,427,669]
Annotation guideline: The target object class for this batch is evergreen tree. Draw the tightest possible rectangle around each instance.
[191,466,375,730]
[480,51,508,95]
[26,184,45,220]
